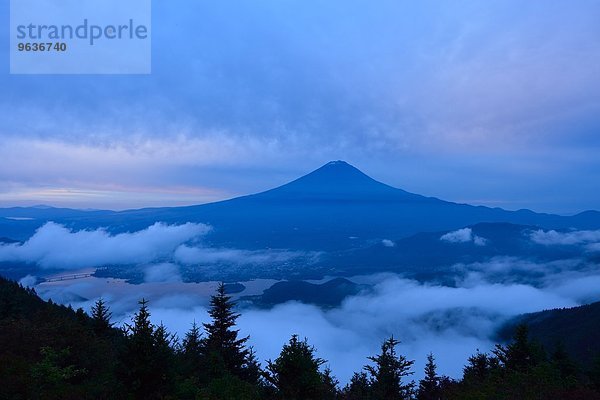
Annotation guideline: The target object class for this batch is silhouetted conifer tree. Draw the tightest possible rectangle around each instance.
[91,298,112,334]
[462,351,493,383]
[30,347,86,399]
[322,367,341,400]
[365,336,414,400]
[550,342,578,387]
[181,320,203,379]
[343,371,372,400]
[154,322,177,393]
[417,353,441,400]
[122,299,174,399]
[493,324,545,371]
[243,346,263,385]
[265,334,334,399]
[183,321,202,353]
[202,282,251,380]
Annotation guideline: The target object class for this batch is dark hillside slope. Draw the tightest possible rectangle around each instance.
[243,277,368,307]
[499,301,600,365]
[0,277,124,399]
[323,222,592,277]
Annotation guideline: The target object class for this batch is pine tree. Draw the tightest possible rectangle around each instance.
[343,371,372,400]
[181,321,203,378]
[365,336,414,400]
[183,321,202,354]
[417,353,441,400]
[126,298,154,348]
[265,334,332,400]
[75,307,87,324]
[202,282,250,379]
[462,351,492,383]
[90,298,112,334]
[243,346,263,385]
[550,342,578,387]
[322,367,340,400]
[121,299,174,400]
[154,322,177,393]
[29,347,86,399]
[493,324,545,371]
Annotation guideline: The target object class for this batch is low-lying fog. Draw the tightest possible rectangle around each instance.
[4,222,600,383]
[21,266,599,384]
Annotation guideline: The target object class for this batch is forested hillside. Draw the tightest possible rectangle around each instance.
[1,276,600,399]
[500,301,600,366]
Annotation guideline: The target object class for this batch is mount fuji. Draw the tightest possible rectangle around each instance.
[1,161,599,252]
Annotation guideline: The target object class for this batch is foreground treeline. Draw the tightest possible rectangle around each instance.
[1,277,600,399]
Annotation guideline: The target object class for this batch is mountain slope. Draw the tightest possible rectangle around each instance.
[103,161,600,250]
[321,222,591,279]
[0,276,125,398]
[253,160,440,202]
[242,277,368,307]
[499,301,600,365]
[1,161,599,252]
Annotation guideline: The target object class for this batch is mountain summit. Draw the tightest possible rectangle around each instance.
[255,160,433,202]
[283,160,386,191]
[2,161,600,251]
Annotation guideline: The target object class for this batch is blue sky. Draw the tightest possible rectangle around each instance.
[1,0,599,213]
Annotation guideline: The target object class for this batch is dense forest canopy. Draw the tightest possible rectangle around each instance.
[1,276,600,399]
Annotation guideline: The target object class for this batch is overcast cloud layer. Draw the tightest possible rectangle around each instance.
[1,0,599,212]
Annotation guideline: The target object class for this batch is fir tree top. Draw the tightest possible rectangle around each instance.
[202,282,250,378]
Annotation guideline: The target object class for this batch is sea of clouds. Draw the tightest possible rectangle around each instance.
[0,221,310,271]
[27,265,600,384]
[2,223,600,384]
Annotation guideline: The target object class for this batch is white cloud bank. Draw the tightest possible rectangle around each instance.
[34,260,600,385]
[0,222,320,280]
[440,228,487,246]
[18,274,37,288]
[0,222,210,269]
[236,275,580,383]
[5,223,600,384]
[530,229,600,250]
[173,245,317,266]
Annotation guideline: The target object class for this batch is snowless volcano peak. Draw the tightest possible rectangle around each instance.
[255,160,429,202]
